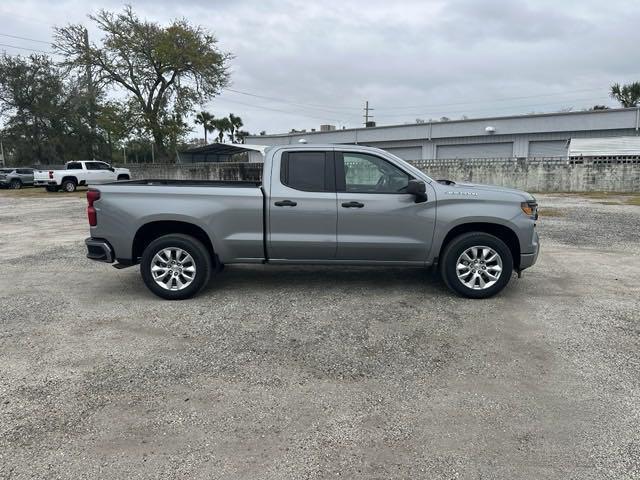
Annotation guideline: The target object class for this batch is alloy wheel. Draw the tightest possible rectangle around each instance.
[455,246,503,290]
[151,247,197,291]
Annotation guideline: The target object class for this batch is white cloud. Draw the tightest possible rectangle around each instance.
[1,0,639,135]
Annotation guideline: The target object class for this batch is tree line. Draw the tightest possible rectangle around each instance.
[0,6,249,166]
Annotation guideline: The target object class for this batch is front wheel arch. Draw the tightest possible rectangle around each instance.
[437,222,521,270]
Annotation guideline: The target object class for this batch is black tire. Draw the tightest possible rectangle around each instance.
[140,234,212,300]
[61,179,77,192]
[9,179,22,189]
[45,185,59,192]
[117,175,130,181]
[440,232,513,299]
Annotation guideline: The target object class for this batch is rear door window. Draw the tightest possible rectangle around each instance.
[67,162,82,170]
[85,162,103,170]
[280,151,334,192]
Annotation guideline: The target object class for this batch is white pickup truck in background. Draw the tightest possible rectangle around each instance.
[34,161,131,192]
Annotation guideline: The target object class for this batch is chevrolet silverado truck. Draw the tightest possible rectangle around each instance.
[85,144,539,300]
[34,160,131,192]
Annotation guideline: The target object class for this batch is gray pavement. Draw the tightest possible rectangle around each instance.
[0,189,638,479]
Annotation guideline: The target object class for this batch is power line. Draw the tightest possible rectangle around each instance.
[0,42,55,54]
[209,97,347,123]
[223,87,361,113]
[0,32,52,45]
[374,87,607,111]
[224,85,608,113]
[375,96,613,120]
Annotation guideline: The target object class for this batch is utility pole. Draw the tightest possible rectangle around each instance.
[123,146,126,164]
[363,100,374,127]
[151,142,155,163]
[0,139,5,167]
[84,28,97,158]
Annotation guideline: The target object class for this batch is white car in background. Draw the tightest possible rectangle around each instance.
[34,161,131,192]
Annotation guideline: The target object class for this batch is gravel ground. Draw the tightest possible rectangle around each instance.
[0,189,638,479]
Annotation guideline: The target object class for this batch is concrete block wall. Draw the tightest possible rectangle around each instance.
[124,161,640,193]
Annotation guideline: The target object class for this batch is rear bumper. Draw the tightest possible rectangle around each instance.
[85,238,115,263]
[519,230,540,270]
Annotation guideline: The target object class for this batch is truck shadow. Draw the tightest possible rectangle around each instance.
[207,264,448,295]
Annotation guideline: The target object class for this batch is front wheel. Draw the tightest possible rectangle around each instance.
[440,232,513,299]
[45,185,59,192]
[140,234,212,300]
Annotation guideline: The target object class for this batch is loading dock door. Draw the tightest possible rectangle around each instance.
[383,146,422,161]
[528,140,568,157]
[436,142,513,159]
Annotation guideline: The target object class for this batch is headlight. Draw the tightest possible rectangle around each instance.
[521,201,538,219]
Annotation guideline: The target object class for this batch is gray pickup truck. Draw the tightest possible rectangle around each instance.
[85,144,539,300]
[0,168,34,189]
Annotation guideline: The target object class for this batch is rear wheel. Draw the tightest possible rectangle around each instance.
[440,232,513,299]
[117,175,130,181]
[140,234,212,300]
[61,179,77,192]
[9,179,22,189]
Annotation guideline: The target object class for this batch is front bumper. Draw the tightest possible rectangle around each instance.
[85,238,115,263]
[519,230,540,270]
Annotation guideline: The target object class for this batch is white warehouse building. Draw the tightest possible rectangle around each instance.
[245,107,640,162]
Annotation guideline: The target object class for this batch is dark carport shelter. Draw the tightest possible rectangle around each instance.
[178,144,267,164]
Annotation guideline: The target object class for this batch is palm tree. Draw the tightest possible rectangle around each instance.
[194,111,214,143]
[610,82,640,108]
[212,117,232,143]
[236,130,251,144]
[228,113,244,143]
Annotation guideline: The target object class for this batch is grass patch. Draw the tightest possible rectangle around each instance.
[540,191,640,206]
[538,207,566,217]
[0,187,88,198]
[625,195,640,206]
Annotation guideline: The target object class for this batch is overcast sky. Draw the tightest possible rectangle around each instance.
[1,0,639,136]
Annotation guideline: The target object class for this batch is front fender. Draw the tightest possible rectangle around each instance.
[429,197,528,261]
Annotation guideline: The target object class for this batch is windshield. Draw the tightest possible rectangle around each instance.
[0,169,13,173]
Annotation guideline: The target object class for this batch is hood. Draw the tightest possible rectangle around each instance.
[436,180,535,202]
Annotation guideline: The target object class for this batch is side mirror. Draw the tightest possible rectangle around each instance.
[406,179,428,203]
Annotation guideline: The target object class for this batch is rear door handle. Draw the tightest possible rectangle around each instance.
[274,200,297,207]
[341,201,364,208]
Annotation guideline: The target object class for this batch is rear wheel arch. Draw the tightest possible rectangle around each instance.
[438,222,521,270]
[61,175,78,184]
[132,220,217,265]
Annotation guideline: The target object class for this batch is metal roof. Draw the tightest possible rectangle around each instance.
[180,143,269,155]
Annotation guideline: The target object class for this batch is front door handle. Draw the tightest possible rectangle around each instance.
[341,201,364,208]
[274,200,297,207]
